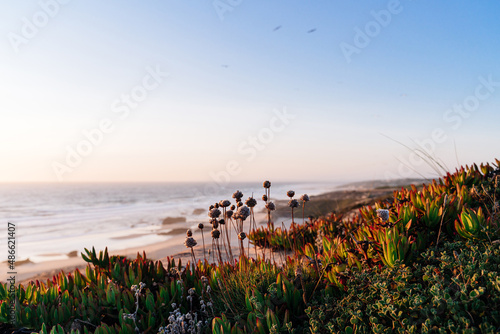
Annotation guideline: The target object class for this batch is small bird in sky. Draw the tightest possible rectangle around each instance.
[273,25,282,32]
[307,28,317,33]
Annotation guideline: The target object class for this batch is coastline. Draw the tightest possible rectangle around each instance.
[2,178,422,285]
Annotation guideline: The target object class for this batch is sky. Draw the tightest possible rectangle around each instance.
[0,1,499,183]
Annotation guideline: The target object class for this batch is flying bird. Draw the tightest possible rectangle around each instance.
[307,28,317,33]
[273,25,282,32]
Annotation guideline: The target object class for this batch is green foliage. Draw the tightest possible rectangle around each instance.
[0,248,214,333]
[306,241,500,333]
[379,227,414,267]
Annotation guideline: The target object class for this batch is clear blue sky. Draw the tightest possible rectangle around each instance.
[1,1,499,183]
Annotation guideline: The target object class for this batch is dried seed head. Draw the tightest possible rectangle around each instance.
[218,218,225,225]
[230,205,236,210]
[236,206,251,220]
[232,190,243,201]
[376,209,390,222]
[237,201,243,207]
[245,197,257,208]
[287,190,295,198]
[238,232,246,240]
[184,237,197,248]
[208,208,221,219]
[212,219,219,229]
[300,194,310,202]
[262,194,268,202]
[226,210,233,218]
[263,180,271,188]
[219,200,231,208]
[186,229,193,237]
[214,203,219,208]
[211,229,220,239]
[209,205,214,210]
[198,223,204,230]
[288,199,299,208]
[266,202,276,211]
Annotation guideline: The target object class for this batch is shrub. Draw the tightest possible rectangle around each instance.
[306,240,500,333]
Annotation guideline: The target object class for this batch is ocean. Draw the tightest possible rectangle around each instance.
[1,181,341,263]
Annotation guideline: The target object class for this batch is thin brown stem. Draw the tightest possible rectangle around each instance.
[302,203,305,224]
[216,240,223,263]
[201,229,206,262]
[190,247,196,266]
[291,208,298,252]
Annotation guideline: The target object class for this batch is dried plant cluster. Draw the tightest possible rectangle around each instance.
[1,159,500,333]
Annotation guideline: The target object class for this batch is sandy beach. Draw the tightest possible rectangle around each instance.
[2,211,270,285]
[3,236,195,286]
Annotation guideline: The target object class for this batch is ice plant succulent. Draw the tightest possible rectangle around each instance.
[455,207,492,241]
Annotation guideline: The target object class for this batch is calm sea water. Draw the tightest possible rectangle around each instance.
[0,182,341,263]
